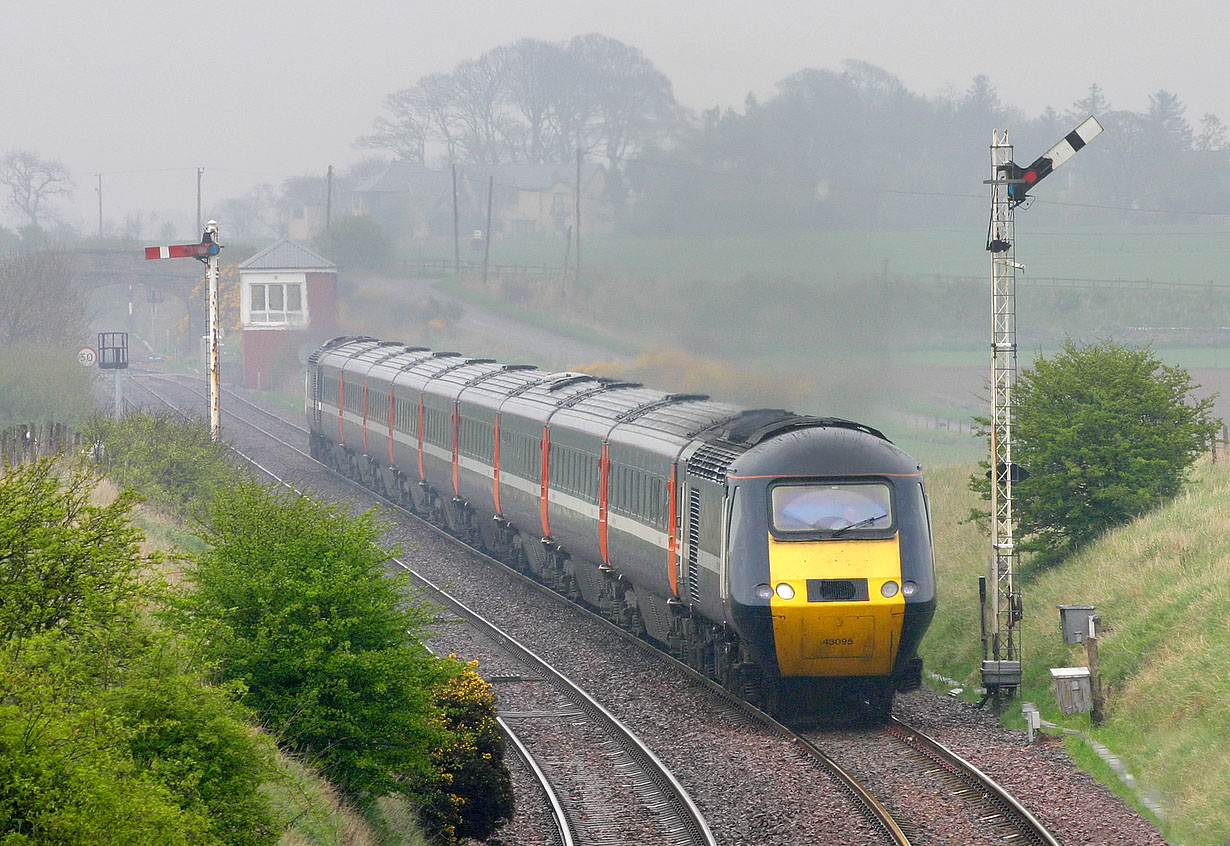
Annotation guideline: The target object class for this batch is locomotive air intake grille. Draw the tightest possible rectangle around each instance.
[806,579,869,602]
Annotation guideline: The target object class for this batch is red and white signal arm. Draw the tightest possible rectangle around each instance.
[145,242,220,260]
[1008,116,1104,204]
[77,346,97,366]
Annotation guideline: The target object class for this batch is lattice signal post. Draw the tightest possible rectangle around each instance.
[145,222,223,440]
[981,118,1103,701]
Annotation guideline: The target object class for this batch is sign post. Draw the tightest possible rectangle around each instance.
[98,332,129,420]
[145,222,223,440]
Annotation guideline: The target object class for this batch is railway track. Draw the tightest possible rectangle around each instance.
[125,372,714,846]
[122,371,1068,845]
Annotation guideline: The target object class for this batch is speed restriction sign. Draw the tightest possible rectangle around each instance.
[78,346,97,367]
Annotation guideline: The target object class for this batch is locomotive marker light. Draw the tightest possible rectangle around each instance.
[145,221,224,440]
[981,117,1102,703]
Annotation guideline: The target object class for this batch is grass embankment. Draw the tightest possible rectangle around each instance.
[920,460,1230,846]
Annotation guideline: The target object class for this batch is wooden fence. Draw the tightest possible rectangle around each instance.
[1,423,82,466]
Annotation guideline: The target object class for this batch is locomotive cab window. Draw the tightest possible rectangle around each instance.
[770,481,894,538]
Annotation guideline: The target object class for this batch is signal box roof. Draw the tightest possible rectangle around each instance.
[238,238,337,272]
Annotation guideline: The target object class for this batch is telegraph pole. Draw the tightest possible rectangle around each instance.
[980,117,1103,703]
[197,167,204,234]
[452,163,461,273]
[575,147,582,290]
[325,164,334,256]
[482,175,493,288]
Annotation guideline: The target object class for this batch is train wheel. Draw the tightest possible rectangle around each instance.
[861,680,895,723]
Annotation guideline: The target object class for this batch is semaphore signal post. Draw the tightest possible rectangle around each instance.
[981,118,1102,704]
[145,221,223,440]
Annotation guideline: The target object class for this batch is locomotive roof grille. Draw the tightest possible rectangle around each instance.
[687,441,745,482]
[502,375,553,398]
[309,336,380,366]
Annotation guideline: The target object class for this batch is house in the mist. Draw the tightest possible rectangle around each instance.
[238,239,338,390]
[349,161,613,240]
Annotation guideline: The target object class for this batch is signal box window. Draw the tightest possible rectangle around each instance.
[250,282,305,325]
[771,482,893,537]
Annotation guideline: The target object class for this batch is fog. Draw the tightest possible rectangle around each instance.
[4,0,1230,231]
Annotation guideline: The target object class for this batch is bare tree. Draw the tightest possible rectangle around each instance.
[0,150,73,228]
[360,35,680,169]
[565,34,682,163]
[451,51,516,164]
[0,249,84,349]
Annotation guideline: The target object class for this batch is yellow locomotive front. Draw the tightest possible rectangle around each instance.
[767,481,909,680]
[723,425,935,720]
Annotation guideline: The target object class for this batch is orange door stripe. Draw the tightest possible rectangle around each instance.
[416,397,425,481]
[493,417,502,514]
[539,427,551,537]
[599,442,610,563]
[668,463,679,597]
[451,402,460,496]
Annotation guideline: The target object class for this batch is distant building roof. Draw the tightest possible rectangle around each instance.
[237,238,337,272]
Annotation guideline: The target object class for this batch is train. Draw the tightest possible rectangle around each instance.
[306,335,935,721]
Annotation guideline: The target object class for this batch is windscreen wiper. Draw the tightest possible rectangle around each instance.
[830,512,889,537]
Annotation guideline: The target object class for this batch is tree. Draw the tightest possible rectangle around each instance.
[0,249,84,350]
[1194,113,1229,152]
[360,35,680,169]
[0,150,73,228]
[991,339,1220,562]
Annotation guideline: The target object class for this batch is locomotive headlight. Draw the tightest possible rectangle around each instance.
[775,582,795,600]
[880,580,900,598]
[754,583,774,600]
[902,581,918,598]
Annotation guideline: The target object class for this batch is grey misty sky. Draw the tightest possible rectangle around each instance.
[3,0,1226,233]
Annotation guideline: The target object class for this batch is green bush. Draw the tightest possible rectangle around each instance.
[411,658,514,845]
[84,411,242,518]
[184,481,444,805]
[0,461,276,845]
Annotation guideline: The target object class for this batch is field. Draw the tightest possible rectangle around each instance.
[398,224,1230,285]
[386,225,1230,472]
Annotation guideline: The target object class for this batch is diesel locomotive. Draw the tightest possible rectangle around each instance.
[306,335,935,720]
